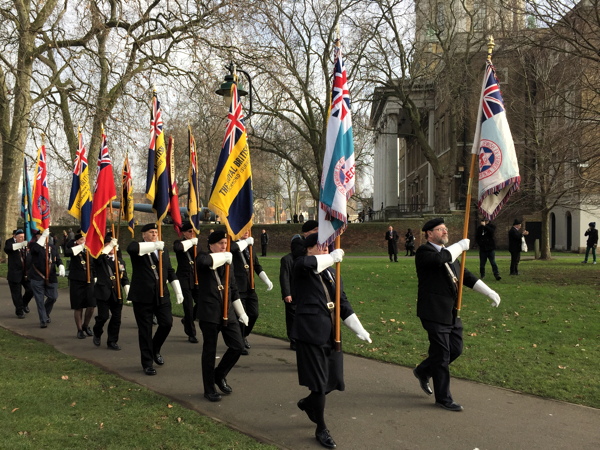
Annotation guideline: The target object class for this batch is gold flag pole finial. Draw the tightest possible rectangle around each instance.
[487,35,495,61]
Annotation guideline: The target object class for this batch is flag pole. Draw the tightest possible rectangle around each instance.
[41,132,50,285]
[334,235,342,351]
[248,228,255,289]
[158,221,164,297]
[222,235,231,326]
[456,36,495,316]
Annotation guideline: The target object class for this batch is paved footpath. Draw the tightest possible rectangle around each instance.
[1,279,599,449]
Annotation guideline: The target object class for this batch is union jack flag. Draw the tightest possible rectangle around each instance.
[481,65,505,120]
[67,131,92,233]
[145,91,169,221]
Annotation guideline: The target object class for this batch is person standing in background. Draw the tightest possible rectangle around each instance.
[581,222,598,264]
[260,229,269,256]
[405,228,415,256]
[508,219,529,276]
[475,219,501,280]
[385,225,399,262]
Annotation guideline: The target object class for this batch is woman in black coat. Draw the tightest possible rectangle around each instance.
[292,233,371,449]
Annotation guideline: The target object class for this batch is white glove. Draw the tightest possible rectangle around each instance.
[190,237,198,246]
[181,239,195,252]
[58,264,66,277]
[42,228,50,237]
[37,233,48,247]
[343,313,372,343]
[236,240,249,252]
[12,241,28,251]
[171,279,184,304]
[71,243,85,256]
[233,299,249,326]
[313,254,335,273]
[330,249,345,263]
[155,241,165,251]
[211,252,232,269]
[445,239,470,262]
[93,277,97,284]
[138,242,157,256]
[245,237,254,247]
[123,284,130,298]
[473,279,501,307]
[258,271,273,291]
[102,238,118,254]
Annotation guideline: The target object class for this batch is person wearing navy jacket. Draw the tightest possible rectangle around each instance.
[292,233,371,449]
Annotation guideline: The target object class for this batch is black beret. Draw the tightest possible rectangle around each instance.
[74,233,84,241]
[141,223,158,232]
[181,221,194,232]
[14,229,24,235]
[304,233,319,248]
[302,220,318,233]
[589,222,596,228]
[422,218,444,232]
[208,230,227,244]
[513,219,521,226]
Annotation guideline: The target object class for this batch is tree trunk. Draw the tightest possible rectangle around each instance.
[539,209,552,260]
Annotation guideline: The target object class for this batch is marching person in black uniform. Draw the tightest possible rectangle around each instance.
[413,218,501,412]
[293,233,372,449]
[29,228,65,327]
[385,225,399,262]
[92,234,130,350]
[173,222,200,343]
[196,230,248,402]
[476,219,501,280]
[65,232,96,339]
[232,230,273,354]
[508,219,529,275]
[291,219,319,259]
[127,223,184,376]
[4,228,33,318]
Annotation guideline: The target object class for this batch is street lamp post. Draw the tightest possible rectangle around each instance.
[215,62,253,118]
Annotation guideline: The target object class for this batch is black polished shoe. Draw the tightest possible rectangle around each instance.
[107,342,121,351]
[204,392,222,402]
[17,313,25,319]
[436,401,464,412]
[188,335,199,343]
[244,338,251,349]
[297,398,317,423]
[84,327,93,336]
[154,353,165,365]
[413,368,433,395]
[216,378,232,394]
[93,335,101,346]
[40,322,48,328]
[77,330,86,339]
[315,429,337,449]
[46,317,51,323]
[143,366,157,376]
[23,306,30,313]
[495,274,502,281]
[241,348,249,355]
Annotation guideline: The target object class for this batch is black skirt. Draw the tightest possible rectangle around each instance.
[69,279,97,309]
[296,339,344,393]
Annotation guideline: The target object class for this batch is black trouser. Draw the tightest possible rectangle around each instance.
[93,293,123,344]
[479,249,500,277]
[416,318,463,405]
[181,284,199,338]
[8,279,33,314]
[239,291,259,337]
[132,300,172,369]
[285,301,296,344]
[509,251,521,275]
[261,244,267,256]
[199,320,244,394]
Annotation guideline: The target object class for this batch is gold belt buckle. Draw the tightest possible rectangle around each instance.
[151,265,156,269]
[189,261,195,265]
[217,284,224,291]
[244,264,249,269]
[81,261,86,265]
[326,302,335,311]
[109,276,116,280]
